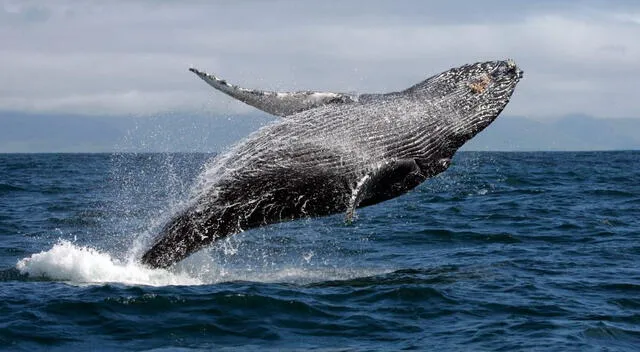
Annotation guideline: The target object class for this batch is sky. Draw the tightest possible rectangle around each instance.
[2,0,640,121]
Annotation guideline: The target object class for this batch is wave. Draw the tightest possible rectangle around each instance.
[0,183,27,193]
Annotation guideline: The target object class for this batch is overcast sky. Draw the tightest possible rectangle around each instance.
[2,0,639,119]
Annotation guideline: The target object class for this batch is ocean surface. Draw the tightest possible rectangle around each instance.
[0,151,639,351]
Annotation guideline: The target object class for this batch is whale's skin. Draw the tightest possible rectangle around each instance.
[141,60,523,268]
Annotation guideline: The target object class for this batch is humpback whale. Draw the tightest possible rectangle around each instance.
[141,60,523,268]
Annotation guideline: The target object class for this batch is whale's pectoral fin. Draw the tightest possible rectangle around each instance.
[344,159,423,224]
[190,67,358,117]
[345,173,373,224]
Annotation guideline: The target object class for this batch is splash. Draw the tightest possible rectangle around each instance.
[15,239,389,286]
[16,240,202,286]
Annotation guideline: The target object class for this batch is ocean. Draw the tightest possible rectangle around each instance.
[0,151,638,351]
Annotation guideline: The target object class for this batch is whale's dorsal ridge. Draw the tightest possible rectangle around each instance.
[189,67,359,117]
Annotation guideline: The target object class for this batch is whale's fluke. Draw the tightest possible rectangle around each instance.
[189,67,358,117]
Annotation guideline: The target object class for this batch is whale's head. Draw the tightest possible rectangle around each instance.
[449,60,523,149]
[410,60,523,151]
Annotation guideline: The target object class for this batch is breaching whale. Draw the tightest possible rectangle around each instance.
[141,60,523,268]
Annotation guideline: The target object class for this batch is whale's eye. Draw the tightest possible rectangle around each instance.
[467,73,491,94]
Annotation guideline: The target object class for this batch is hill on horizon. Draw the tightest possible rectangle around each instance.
[1,111,639,153]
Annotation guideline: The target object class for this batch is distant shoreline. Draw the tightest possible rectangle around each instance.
[1,150,638,155]
[2,112,640,153]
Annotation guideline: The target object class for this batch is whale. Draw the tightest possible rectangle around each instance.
[141,60,524,268]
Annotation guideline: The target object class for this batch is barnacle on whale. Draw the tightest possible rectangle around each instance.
[468,73,492,94]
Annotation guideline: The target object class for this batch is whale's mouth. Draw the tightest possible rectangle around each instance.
[491,59,523,80]
[476,59,524,99]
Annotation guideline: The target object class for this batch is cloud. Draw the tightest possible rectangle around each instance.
[1,0,639,118]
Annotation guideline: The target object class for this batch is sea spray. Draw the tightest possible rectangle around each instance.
[106,153,211,260]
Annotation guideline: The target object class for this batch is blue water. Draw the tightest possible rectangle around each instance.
[1,152,639,351]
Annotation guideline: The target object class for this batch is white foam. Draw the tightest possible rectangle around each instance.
[16,240,202,286]
[15,240,390,287]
